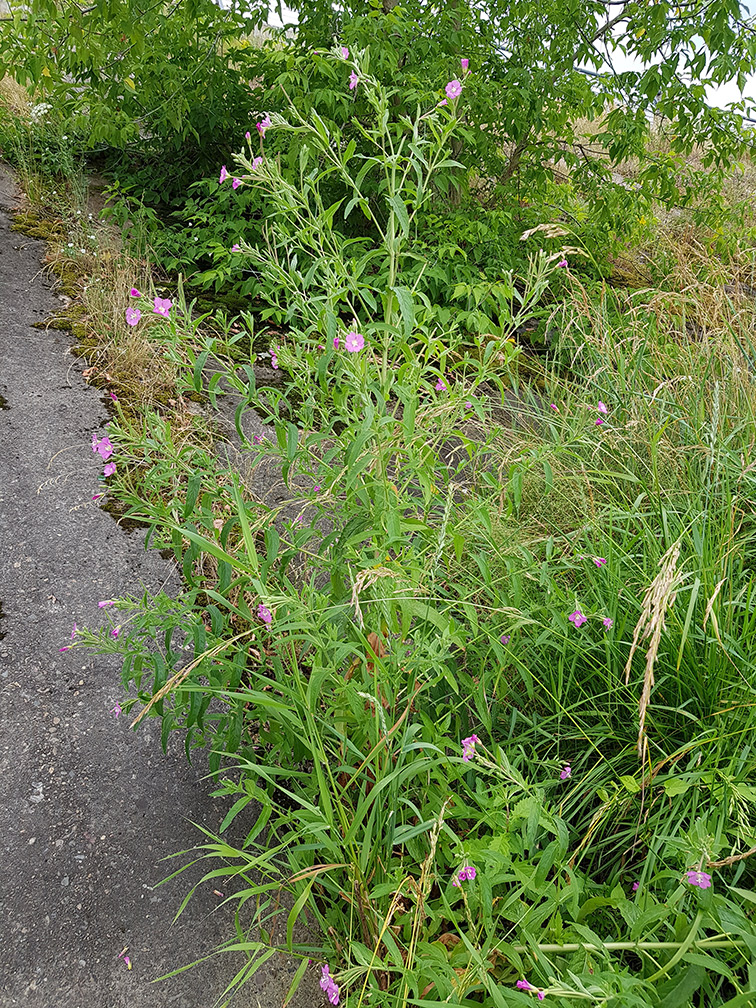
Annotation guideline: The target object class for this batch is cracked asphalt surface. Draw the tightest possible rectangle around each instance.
[0,166,309,1007]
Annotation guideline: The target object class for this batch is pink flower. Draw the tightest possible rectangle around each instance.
[345,331,364,352]
[98,600,115,608]
[500,634,510,644]
[257,603,273,625]
[341,46,349,58]
[435,378,447,391]
[557,258,568,268]
[602,617,614,629]
[516,980,534,991]
[457,865,476,882]
[92,435,115,461]
[597,401,609,414]
[313,485,321,492]
[256,114,272,136]
[59,646,70,652]
[549,403,558,410]
[437,98,448,107]
[245,130,251,141]
[71,624,77,640]
[270,352,279,370]
[595,418,604,426]
[92,493,103,501]
[320,965,340,1006]
[593,557,607,567]
[125,307,141,326]
[153,296,172,318]
[465,400,473,409]
[129,287,142,297]
[231,244,241,252]
[111,702,122,718]
[253,434,263,445]
[445,79,463,99]
[461,734,479,761]
[219,165,229,184]
[232,178,242,190]
[109,391,118,402]
[111,626,121,638]
[252,156,263,170]
[560,764,571,780]
[686,870,712,889]
[632,881,639,891]
[568,610,587,628]
[333,336,340,349]
[460,57,469,71]
[103,461,116,477]
[349,71,359,90]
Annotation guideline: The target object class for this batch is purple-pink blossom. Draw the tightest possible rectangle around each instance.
[92,435,115,461]
[549,403,558,410]
[98,600,115,608]
[349,71,359,90]
[319,964,340,1006]
[560,764,571,780]
[595,418,604,426]
[231,244,241,252]
[438,98,448,107]
[500,634,510,645]
[270,352,279,370]
[593,557,607,567]
[435,378,447,391]
[516,980,545,999]
[445,79,463,99]
[103,461,116,477]
[71,623,77,640]
[568,610,587,628]
[632,881,639,891]
[557,258,568,268]
[597,401,609,414]
[686,870,712,889]
[603,617,613,629]
[232,178,242,190]
[125,307,141,326]
[461,734,479,761]
[256,114,272,137]
[457,865,476,882]
[109,391,118,402]
[257,603,273,626]
[460,57,469,71]
[129,287,142,297]
[111,626,121,639]
[253,434,263,445]
[245,130,251,141]
[251,156,263,170]
[153,296,172,318]
[219,165,229,184]
[111,702,122,718]
[341,46,349,58]
[345,330,364,352]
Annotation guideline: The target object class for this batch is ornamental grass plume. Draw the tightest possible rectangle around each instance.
[625,540,683,760]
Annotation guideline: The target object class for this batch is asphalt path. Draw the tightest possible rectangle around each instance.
[0,165,308,1007]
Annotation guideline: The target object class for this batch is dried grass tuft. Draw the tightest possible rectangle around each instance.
[625,540,684,760]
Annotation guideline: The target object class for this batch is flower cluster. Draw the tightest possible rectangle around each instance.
[559,763,571,780]
[452,864,477,886]
[124,289,173,327]
[319,964,340,1005]
[461,734,479,761]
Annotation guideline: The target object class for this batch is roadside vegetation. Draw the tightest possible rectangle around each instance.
[3,1,756,1004]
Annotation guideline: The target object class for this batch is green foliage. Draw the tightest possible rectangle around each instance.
[71,64,756,1006]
